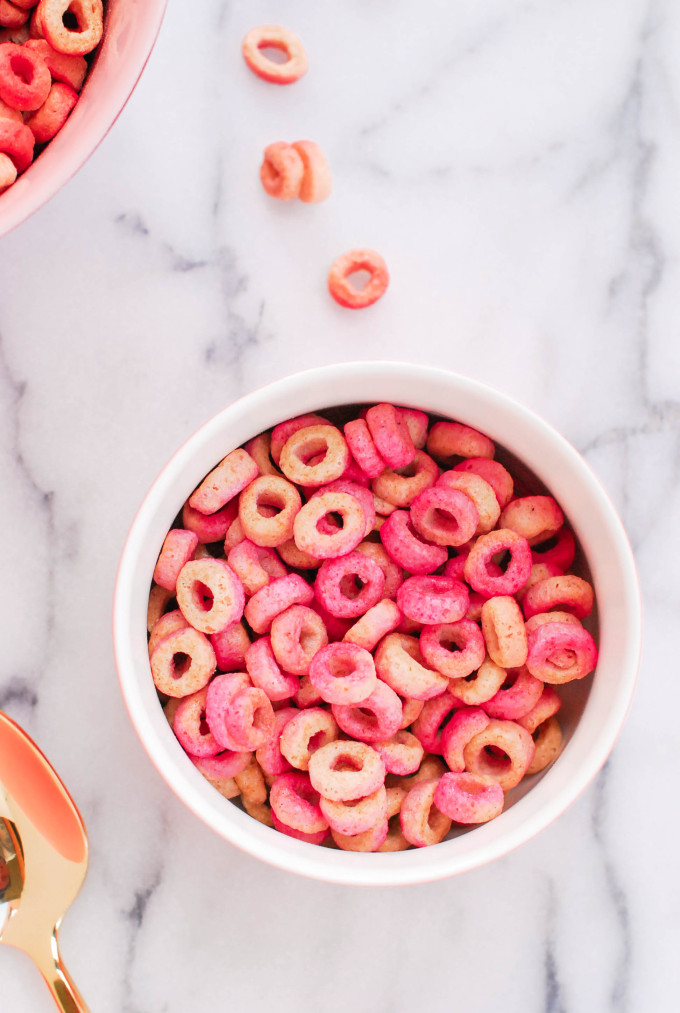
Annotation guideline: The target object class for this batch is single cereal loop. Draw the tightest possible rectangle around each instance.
[308,740,385,801]
[0,107,34,170]
[147,583,175,633]
[308,642,377,704]
[434,773,504,824]
[24,38,87,90]
[234,757,268,805]
[400,778,451,848]
[0,2,29,30]
[280,425,350,488]
[448,655,506,706]
[464,528,533,598]
[238,474,302,547]
[441,707,490,772]
[255,706,297,777]
[242,24,308,85]
[227,539,287,597]
[38,0,103,56]
[270,414,330,465]
[24,79,77,142]
[482,667,544,720]
[454,458,514,509]
[150,626,216,699]
[244,432,279,477]
[331,818,388,853]
[332,680,403,743]
[260,141,304,200]
[244,573,314,635]
[466,592,485,624]
[380,510,448,575]
[270,772,327,834]
[437,471,501,535]
[328,250,390,309]
[525,716,563,774]
[292,139,332,203]
[205,673,251,751]
[419,620,486,680]
[516,561,564,604]
[310,479,376,537]
[153,529,199,592]
[399,696,425,730]
[0,41,50,109]
[373,731,424,776]
[148,610,188,657]
[499,496,565,546]
[481,595,528,668]
[176,558,245,635]
[343,598,402,652]
[243,799,274,826]
[397,575,470,626]
[193,749,252,786]
[410,486,480,547]
[190,448,259,515]
[410,695,460,755]
[374,633,448,701]
[182,497,238,544]
[366,403,415,469]
[245,636,298,702]
[463,720,536,791]
[279,707,339,771]
[270,603,328,675]
[293,491,366,559]
[223,686,275,750]
[525,622,598,684]
[320,786,387,836]
[343,418,386,478]
[372,450,439,507]
[531,527,576,570]
[388,754,447,792]
[399,408,429,450]
[314,551,385,619]
[210,621,250,672]
[355,540,404,598]
[427,421,495,462]
[522,574,595,620]
[517,685,562,735]
[0,95,22,121]
[173,687,221,758]
[277,538,322,570]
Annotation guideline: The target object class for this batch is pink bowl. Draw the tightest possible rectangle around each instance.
[0,0,167,239]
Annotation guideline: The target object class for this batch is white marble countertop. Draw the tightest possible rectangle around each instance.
[0,1,676,1010]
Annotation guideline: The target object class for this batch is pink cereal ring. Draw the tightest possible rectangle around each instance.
[343,598,402,652]
[332,680,403,743]
[516,562,564,604]
[443,553,468,582]
[255,706,297,776]
[481,595,528,668]
[293,491,365,559]
[148,610,189,657]
[223,516,246,552]
[176,558,245,635]
[314,551,385,619]
[24,79,76,143]
[328,250,390,310]
[39,0,103,56]
[227,539,287,597]
[372,450,439,508]
[374,633,448,701]
[526,622,598,684]
[279,707,339,770]
[308,642,377,705]
[464,528,533,598]
[454,458,514,509]
[272,812,328,845]
[277,538,322,570]
[172,687,221,758]
[182,497,238,544]
[0,41,50,110]
[153,529,199,592]
[448,655,506,706]
[365,403,415,469]
[245,636,299,702]
[400,408,429,449]
[434,773,504,824]
[355,540,404,598]
[0,3,29,30]
[419,620,486,680]
[343,418,386,479]
[426,421,495,463]
[308,739,385,801]
[223,686,275,750]
[397,576,469,625]
[441,707,490,772]
[320,785,387,836]
[410,695,460,755]
[499,496,564,546]
[241,24,308,85]
[400,778,451,847]
[189,448,259,516]
[270,603,328,675]
[380,510,448,575]
[526,716,563,774]
[193,748,252,786]
[270,772,327,834]
[522,574,595,620]
[205,672,251,751]
[0,112,34,171]
[269,414,330,465]
[260,141,304,200]
[331,817,388,852]
[238,474,302,547]
[517,685,562,734]
[310,479,376,536]
[244,573,314,634]
[482,667,544,720]
[292,139,332,203]
[150,626,216,698]
[23,38,86,90]
[436,471,501,535]
[409,486,479,547]
[463,719,536,791]
[399,696,425,730]
[210,621,250,672]
[235,756,267,804]
[373,731,424,776]
[279,425,349,486]
[244,432,278,476]
[147,583,174,632]
[531,527,576,570]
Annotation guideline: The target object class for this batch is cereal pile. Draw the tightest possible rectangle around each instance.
[148,405,598,852]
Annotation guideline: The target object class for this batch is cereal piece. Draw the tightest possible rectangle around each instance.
[419,620,486,680]
[499,496,564,546]
[0,2,29,30]
[399,408,429,449]
[148,609,188,657]
[354,540,404,598]
[189,448,259,515]
[399,696,425,730]
[38,0,103,56]
[279,707,339,770]
[235,757,268,805]
[530,527,576,570]
[24,79,76,142]
[260,141,304,200]
[410,486,479,547]
[150,626,216,698]
[525,716,562,774]
[0,42,51,110]
[516,562,564,604]
[277,538,322,570]
[245,636,299,702]
[292,139,331,203]
[242,24,307,85]
[270,414,330,465]
[272,812,329,844]
[400,778,451,847]
[310,479,376,537]
[210,621,250,672]
[308,642,377,705]
[343,418,386,479]
[255,706,297,776]
[24,37,86,90]
[525,622,598,684]
[481,595,528,668]
[365,403,415,469]
[482,668,543,720]
[293,491,366,558]
[331,818,388,852]
[244,432,278,476]
[227,539,287,597]
[387,754,447,791]
[193,750,252,795]
[463,720,535,791]
[374,633,448,701]
[426,421,494,463]
[434,773,504,824]
[0,94,21,120]
[293,674,323,709]
[372,731,424,775]
[153,529,199,592]
[0,107,33,169]
[205,672,252,751]
[0,151,19,193]
[332,680,403,743]
[343,598,402,652]
[308,599,350,641]
[244,573,314,634]
[328,249,389,309]
[372,450,439,508]
[397,576,469,625]
[223,686,275,750]
[176,558,245,635]
[147,583,175,632]
[437,471,501,535]
[411,696,460,755]
[182,497,238,544]
[380,510,448,575]
[440,707,490,772]
[517,685,562,735]
[173,687,221,758]
[522,574,594,620]
[270,772,327,834]
[464,529,533,598]
[308,739,385,801]
[320,786,387,836]
[448,655,506,706]
[270,603,328,674]
[454,458,514,509]
[243,799,275,826]
[238,474,302,547]
[314,551,385,619]
[280,425,349,487]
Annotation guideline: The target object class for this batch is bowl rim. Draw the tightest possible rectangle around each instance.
[113,361,642,886]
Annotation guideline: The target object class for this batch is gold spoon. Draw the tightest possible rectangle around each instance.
[0,711,90,1012]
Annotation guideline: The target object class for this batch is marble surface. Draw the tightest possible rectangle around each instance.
[0,0,676,1009]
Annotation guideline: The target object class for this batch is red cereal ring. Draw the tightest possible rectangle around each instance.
[270,413,330,465]
[343,418,386,479]
[308,739,385,801]
[227,539,287,597]
[482,667,543,720]
[463,719,535,791]
[436,471,501,535]
[373,731,424,776]
[320,786,387,836]
[499,496,564,546]
[448,655,506,706]
[354,540,404,598]
[244,636,298,702]
[24,37,86,90]
[419,619,486,680]
[189,448,260,516]
[376,791,410,851]
[292,139,332,203]
[343,598,402,652]
[328,249,390,310]
[365,403,415,469]
[525,716,563,774]
[209,621,250,672]
[434,772,504,824]
[279,707,338,770]
[193,748,252,785]
[465,592,486,624]
[389,754,447,791]
[525,622,598,684]
[238,474,302,547]
[182,497,238,544]
[454,458,514,509]
[410,486,479,547]
[148,610,188,657]
[464,528,533,598]
[440,707,490,772]
[244,573,314,635]
[309,479,376,537]
[426,421,495,463]
[410,695,460,755]
[380,510,448,575]
[0,1,30,30]
[293,491,366,559]
[332,680,402,743]
[480,595,528,668]
[517,684,562,734]
[172,687,222,758]
[516,562,564,604]
[270,603,328,675]
[242,24,307,85]
[270,772,327,834]
[308,642,377,705]
[254,706,297,777]
[374,633,449,701]
[279,425,349,486]
[522,574,595,620]
[24,79,76,142]
[331,817,389,852]
[0,42,49,111]
[28,5,42,37]
[150,626,216,699]
[443,553,468,582]
[399,408,429,449]
[400,778,451,847]
[314,551,385,619]
[0,147,16,187]
[176,558,245,635]
[153,529,199,592]
[223,686,275,750]
[530,527,576,570]
[372,450,438,508]
[259,141,304,200]
[37,0,103,56]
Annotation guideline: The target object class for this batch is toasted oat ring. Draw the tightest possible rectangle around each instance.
[372,450,438,507]
[148,610,188,657]
[279,707,339,770]
[238,474,302,547]
[153,529,199,592]
[242,24,308,85]
[373,731,424,776]
[343,418,386,478]
[260,141,304,200]
[482,667,544,720]
[419,619,486,680]
[0,42,50,109]
[38,0,103,55]
[517,685,562,735]
[244,636,298,702]
[227,539,287,597]
[280,425,349,486]
[374,633,448,701]
[243,432,278,476]
[400,778,451,847]
[448,655,506,706]
[292,139,332,203]
[380,509,448,575]
[320,785,387,835]
[355,540,404,598]
[25,79,77,142]
[434,772,504,824]
[481,595,528,668]
[328,249,390,309]
[150,626,216,699]
[23,38,87,90]
[426,421,495,462]
[516,562,564,604]
[463,719,535,791]
[308,642,377,704]
[440,707,490,772]
[308,739,385,801]
[411,695,460,755]
[270,414,330,464]
[277,538,322,570]
[526,622,598,684]
[270,772,327,833]
[314,550,385,619]
[0,148,18,195]
[522,574,594,620]
[190,447,260,515]
[0,2,29,29]
[270,603,328,675]
[293,491,365,558]
[343,598,402,652]
[365,403,415,469]
[182,497,238,544]
[244,573,314,634]
[332,680,403,743]
[193,748,252,787]
[223,686,275,750]
[331,818,389,852]
[410,486,479,547]
[437,471,501,535]
[255,706,297,776]
[499,496,564,545]
[399,696,425,730]
[176,558,245,635]
[464,528,533,598]
[525,716,563,774]
[397,575,469,627]
[172,687,221,758]
[209,621,250,672]
[454,458,513,509]
[234,756,267,804]
[147,583,175,633]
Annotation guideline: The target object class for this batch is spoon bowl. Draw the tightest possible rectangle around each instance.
[0,712,89,1012]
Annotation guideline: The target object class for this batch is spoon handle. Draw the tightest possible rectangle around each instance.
[31,930,90,1013]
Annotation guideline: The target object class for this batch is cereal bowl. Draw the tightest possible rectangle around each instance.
[113,362,641,886]
[0,0,167,239]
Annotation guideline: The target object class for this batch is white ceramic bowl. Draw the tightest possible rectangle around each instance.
[113,362,641,886]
